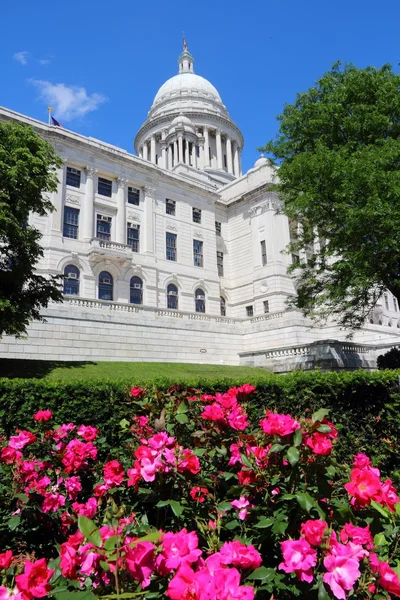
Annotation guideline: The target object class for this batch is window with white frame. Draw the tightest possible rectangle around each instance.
[263,300,270,314]
[128,187,140,205]
[215,221,222,236]
[167,283,178,309]
[261,240,267,266]
[127,223,140,252]
[193,239,203,267]
[63,206,79,239]
[220,296,226,316]
[195,288,205,313]
[384,294,389,310]
[63,265,80,295]
[394,297,398,312]
[192,207,202,224]
[217,251,224,276]
[98,177,112,197]
[166,232,177,261]
[98,271,113,301]
[166,199,176,216]
[130,276,143,304]
[96,214,112,240]
[66,167,81,188]
[246,305,254,317]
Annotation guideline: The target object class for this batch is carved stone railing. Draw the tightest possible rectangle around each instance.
[88,238,133,260]
[250,312,284,323]
[265,345,311,359]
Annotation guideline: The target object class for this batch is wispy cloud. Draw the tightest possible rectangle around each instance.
[13,51,29,65]
[31,80,108,121]
[39,58,51,65]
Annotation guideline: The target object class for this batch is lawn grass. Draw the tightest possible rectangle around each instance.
[0,359,269,382]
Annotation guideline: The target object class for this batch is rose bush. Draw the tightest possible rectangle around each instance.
[0,384,399,599]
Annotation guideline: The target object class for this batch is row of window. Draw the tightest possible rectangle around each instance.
[384,293,398,312]
[63,265,220,314]
[246,300,270,317]
[66,167,140,204]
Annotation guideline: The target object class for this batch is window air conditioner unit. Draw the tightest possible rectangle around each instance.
[68,273,77,279]
[170,291,177,296]
[99,215,111,222]
[103,278,111,285]
[70,168,79,174]
[133,283,141,289]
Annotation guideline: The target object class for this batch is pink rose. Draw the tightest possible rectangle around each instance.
[15,559,54,599]
[219,540,262,570]
[300,519,328,546]
[64,476,82,500]
[306,432,333,455]
[339,523,373,547]
[260,411,300,437]
[231,496,253,520]
[157,529,202,575]
[279,539,317,583]
[76,425,98,441]
[0,446,22,464]
[323,542,365,600]
[9,431,36,450]
[125,541,155,588]
[130,387,146,398]
[33,410,52,422]
[344,468,382,507]
[103,460,124,486]
[353,453,371,469]
[0,551,13,571]
[42,492,66,513]
[370,554,400,597]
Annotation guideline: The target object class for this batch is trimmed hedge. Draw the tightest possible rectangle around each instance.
[1,370,400,482]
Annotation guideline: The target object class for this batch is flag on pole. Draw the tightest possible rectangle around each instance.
[51,116,63,127]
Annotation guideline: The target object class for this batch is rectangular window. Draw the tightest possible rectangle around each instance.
[217,251,224,276]
[66,166,81,188]
[166,198,176,216]
[96,214,112,240]
[261,240,267,266]
[384,294,389,310]
[98,177,112,198]
[63,206,79,239]
[394,298,398,312]
[215,221,221,236]
[292,254,300,265]
[127,223,140,252]
[193,239,203,267]
[192,207,202,224]
[263,300,270,314]
[166,232,177,261]
[128,186,140,205]
[246,305,254,317]
[224,154,227,168]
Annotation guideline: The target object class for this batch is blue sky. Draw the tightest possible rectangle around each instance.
[1,0,399,173]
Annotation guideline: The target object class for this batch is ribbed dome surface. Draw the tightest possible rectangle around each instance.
[153,73,222,106]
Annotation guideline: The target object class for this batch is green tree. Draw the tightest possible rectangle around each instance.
[261,63,400,329]
[0,121,63,337]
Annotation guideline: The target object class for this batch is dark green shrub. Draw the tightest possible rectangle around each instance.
[377,346,400,370]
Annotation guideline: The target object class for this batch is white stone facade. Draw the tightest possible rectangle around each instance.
[1,44,399,370]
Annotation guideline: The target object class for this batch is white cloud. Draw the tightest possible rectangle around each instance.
[13,51,29,65]
[31,80,107,122]
[39,58,51,65]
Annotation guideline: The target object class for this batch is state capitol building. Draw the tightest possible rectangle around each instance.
[0,43,399,370]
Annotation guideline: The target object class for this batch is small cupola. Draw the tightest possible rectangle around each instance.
[178,37,194,73]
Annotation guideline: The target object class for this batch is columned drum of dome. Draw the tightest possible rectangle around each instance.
[134,41,244,187]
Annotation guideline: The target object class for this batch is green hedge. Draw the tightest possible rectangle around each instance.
[1,370,400,482]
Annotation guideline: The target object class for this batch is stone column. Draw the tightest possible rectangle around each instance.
[233,142,240,177]
[143,143,148,161]
[160,143,167,169]
[143,186,156,254]
[51,163,65,232]
[150,136,156,163]
[185,139,189,165]
[226,137,233,174]
[191,143,197,169]
[139,147,143,159]
[83,167,97,240]
[178,135,183,164]
[115,178,127,244]
[168,144,173,170]
[216,129,223,170]
[203,128,210,167]
[198,137,205,169]
[174,140,178,166]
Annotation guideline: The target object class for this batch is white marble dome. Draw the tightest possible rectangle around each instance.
[171,114,194,126]
[153,73,223,107]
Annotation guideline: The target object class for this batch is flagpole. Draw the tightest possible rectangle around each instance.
[48,107,53,125]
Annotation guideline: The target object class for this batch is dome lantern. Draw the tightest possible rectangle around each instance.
[178,37,194,74]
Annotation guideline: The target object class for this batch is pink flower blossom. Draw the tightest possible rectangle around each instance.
[190,487,208,503]
[125,541,155,588]
[15,558,54,599]
[306,432,333,456]
[201,403,225,423]
[42,492,66,513]
[219,541,262,570]
[0,588,23,600]
[130,387,146,398]
[231,496,253,520]
[0,447,22,464]
[353,453,371,469]
[375,478,400,512]
[370,553,400,597]
[64,476,82,500]
[72,497,97,518]
[260,411,300,437]
[237,384,256,395]
[300,519,328,546]
[60,542,79,579]
[33,410,52,422]
[9,431,36,450]
[76,425,98,442]
[157,529,202,575]
[339,523,373,547]
[0,551,13,571]
[103,460,124,486]
[166,563,205,600]
[61,439,97,473]
[323,542,365,600]
[279,539,317,583]
[344,468,382,507]
[52,423,76,442]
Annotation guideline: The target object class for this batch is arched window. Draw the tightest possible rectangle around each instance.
[167,283,178,310]
[99,271,113,301]
[220,297,226,316]
[63,265,80,296]
[195,288,205,313]
[130,276,143,304]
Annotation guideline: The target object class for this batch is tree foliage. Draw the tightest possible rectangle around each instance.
[261,63,400,329]
[0,121,63,337]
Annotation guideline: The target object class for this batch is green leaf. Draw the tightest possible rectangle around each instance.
[272,519,288,535]
[225,519,240,530]
[119,418,130,429]
[287,446,300,466]
[374,533,388,547]
[192,448,207,456]
[156,500,170,508]
[7,516,20,531]
[296,492,325,519]
[78,515,102,548]
[269,444,285,453]
[318,581,331,600]
[218,501,233,511]
[317,424,332,433]
[104,535,118,551]
[175,413,189,424]
[134,531,161,544]
[293,429,303,447]
[53,591,97,599]
[99,560,110,571]
[312,408,330,423]
[169,500,184,517]
[176,402,189,414]
[370,500,391,519]
[254,517,274,528]
[246,566,276,581]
